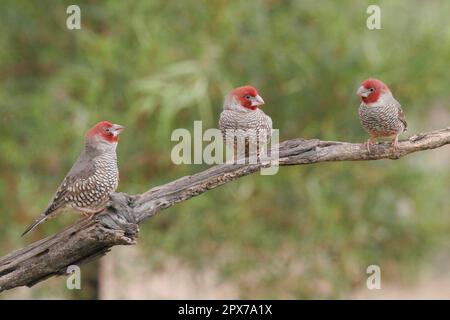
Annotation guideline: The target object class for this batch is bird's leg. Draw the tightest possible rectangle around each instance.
[244,138,250,165]
[257,145,265,164]
[365,137,376,153]
[391,133,400,153]
[81,208,104,221]
[86,212,97,221]
[81,212,95,221]
[225,143,238,165]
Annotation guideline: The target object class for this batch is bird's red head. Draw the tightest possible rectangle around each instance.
[231,85,265,110]
[357,78,390,104]
[86,121,124,143]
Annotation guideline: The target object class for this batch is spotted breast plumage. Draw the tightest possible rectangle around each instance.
[220,108,272,147]
[56,152,119,213]
[358,100,407,137]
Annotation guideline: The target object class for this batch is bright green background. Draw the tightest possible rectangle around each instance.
[1,0,449,298]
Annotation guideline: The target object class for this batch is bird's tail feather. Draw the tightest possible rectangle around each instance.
[21,215,47,237]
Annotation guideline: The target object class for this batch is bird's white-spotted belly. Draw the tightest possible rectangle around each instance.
[220,110,272,147]
[359,104,402,136]
[66,158,119,213]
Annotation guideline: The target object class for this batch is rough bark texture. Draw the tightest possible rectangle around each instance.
[0,127,449,292]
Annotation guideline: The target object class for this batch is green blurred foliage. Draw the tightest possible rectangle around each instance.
[0,0,449,298]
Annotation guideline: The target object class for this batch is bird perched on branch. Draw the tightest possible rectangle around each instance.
[219,85,272,162]
[357,78,407,152]
[22,121,124,236]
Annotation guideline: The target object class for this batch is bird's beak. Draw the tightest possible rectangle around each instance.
[112,124,125,137]
[251,94,265,107]
[356,86,371,98]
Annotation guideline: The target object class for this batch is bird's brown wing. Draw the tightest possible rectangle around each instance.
[43,176,78,216]
[22,151,98,236]
[398,108,407,132]
[43,152,97,217]
[21,172,92,237]
[393,98,408,132]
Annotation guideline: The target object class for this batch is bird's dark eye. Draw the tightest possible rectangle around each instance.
[105,127,111,133]
[244,95,252,100]
[369,88,375,92]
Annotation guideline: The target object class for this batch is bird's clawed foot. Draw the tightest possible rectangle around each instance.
[81,212,95,221]
[389,135,401,158]
[390,142,398,153]
[81,212,93,221]
[365,138,374,153]
[81,209,104,221]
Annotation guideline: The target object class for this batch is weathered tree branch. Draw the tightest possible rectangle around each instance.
[0,127,449,292]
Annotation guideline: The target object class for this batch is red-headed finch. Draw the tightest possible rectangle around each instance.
[219,85,272,161]
[22,121,124,236]
[357,78,407,152]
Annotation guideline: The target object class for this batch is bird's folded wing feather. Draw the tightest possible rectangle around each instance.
[43,154,96,216]
[393,98,408,131]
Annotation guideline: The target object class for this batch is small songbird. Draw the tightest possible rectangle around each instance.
[219,85,272,161]
[22,121,124,236]
[357,78,407,152]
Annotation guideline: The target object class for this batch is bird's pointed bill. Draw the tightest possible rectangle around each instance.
[112,124,125,136]
[251,94,265,107]
[356,86,371,98]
